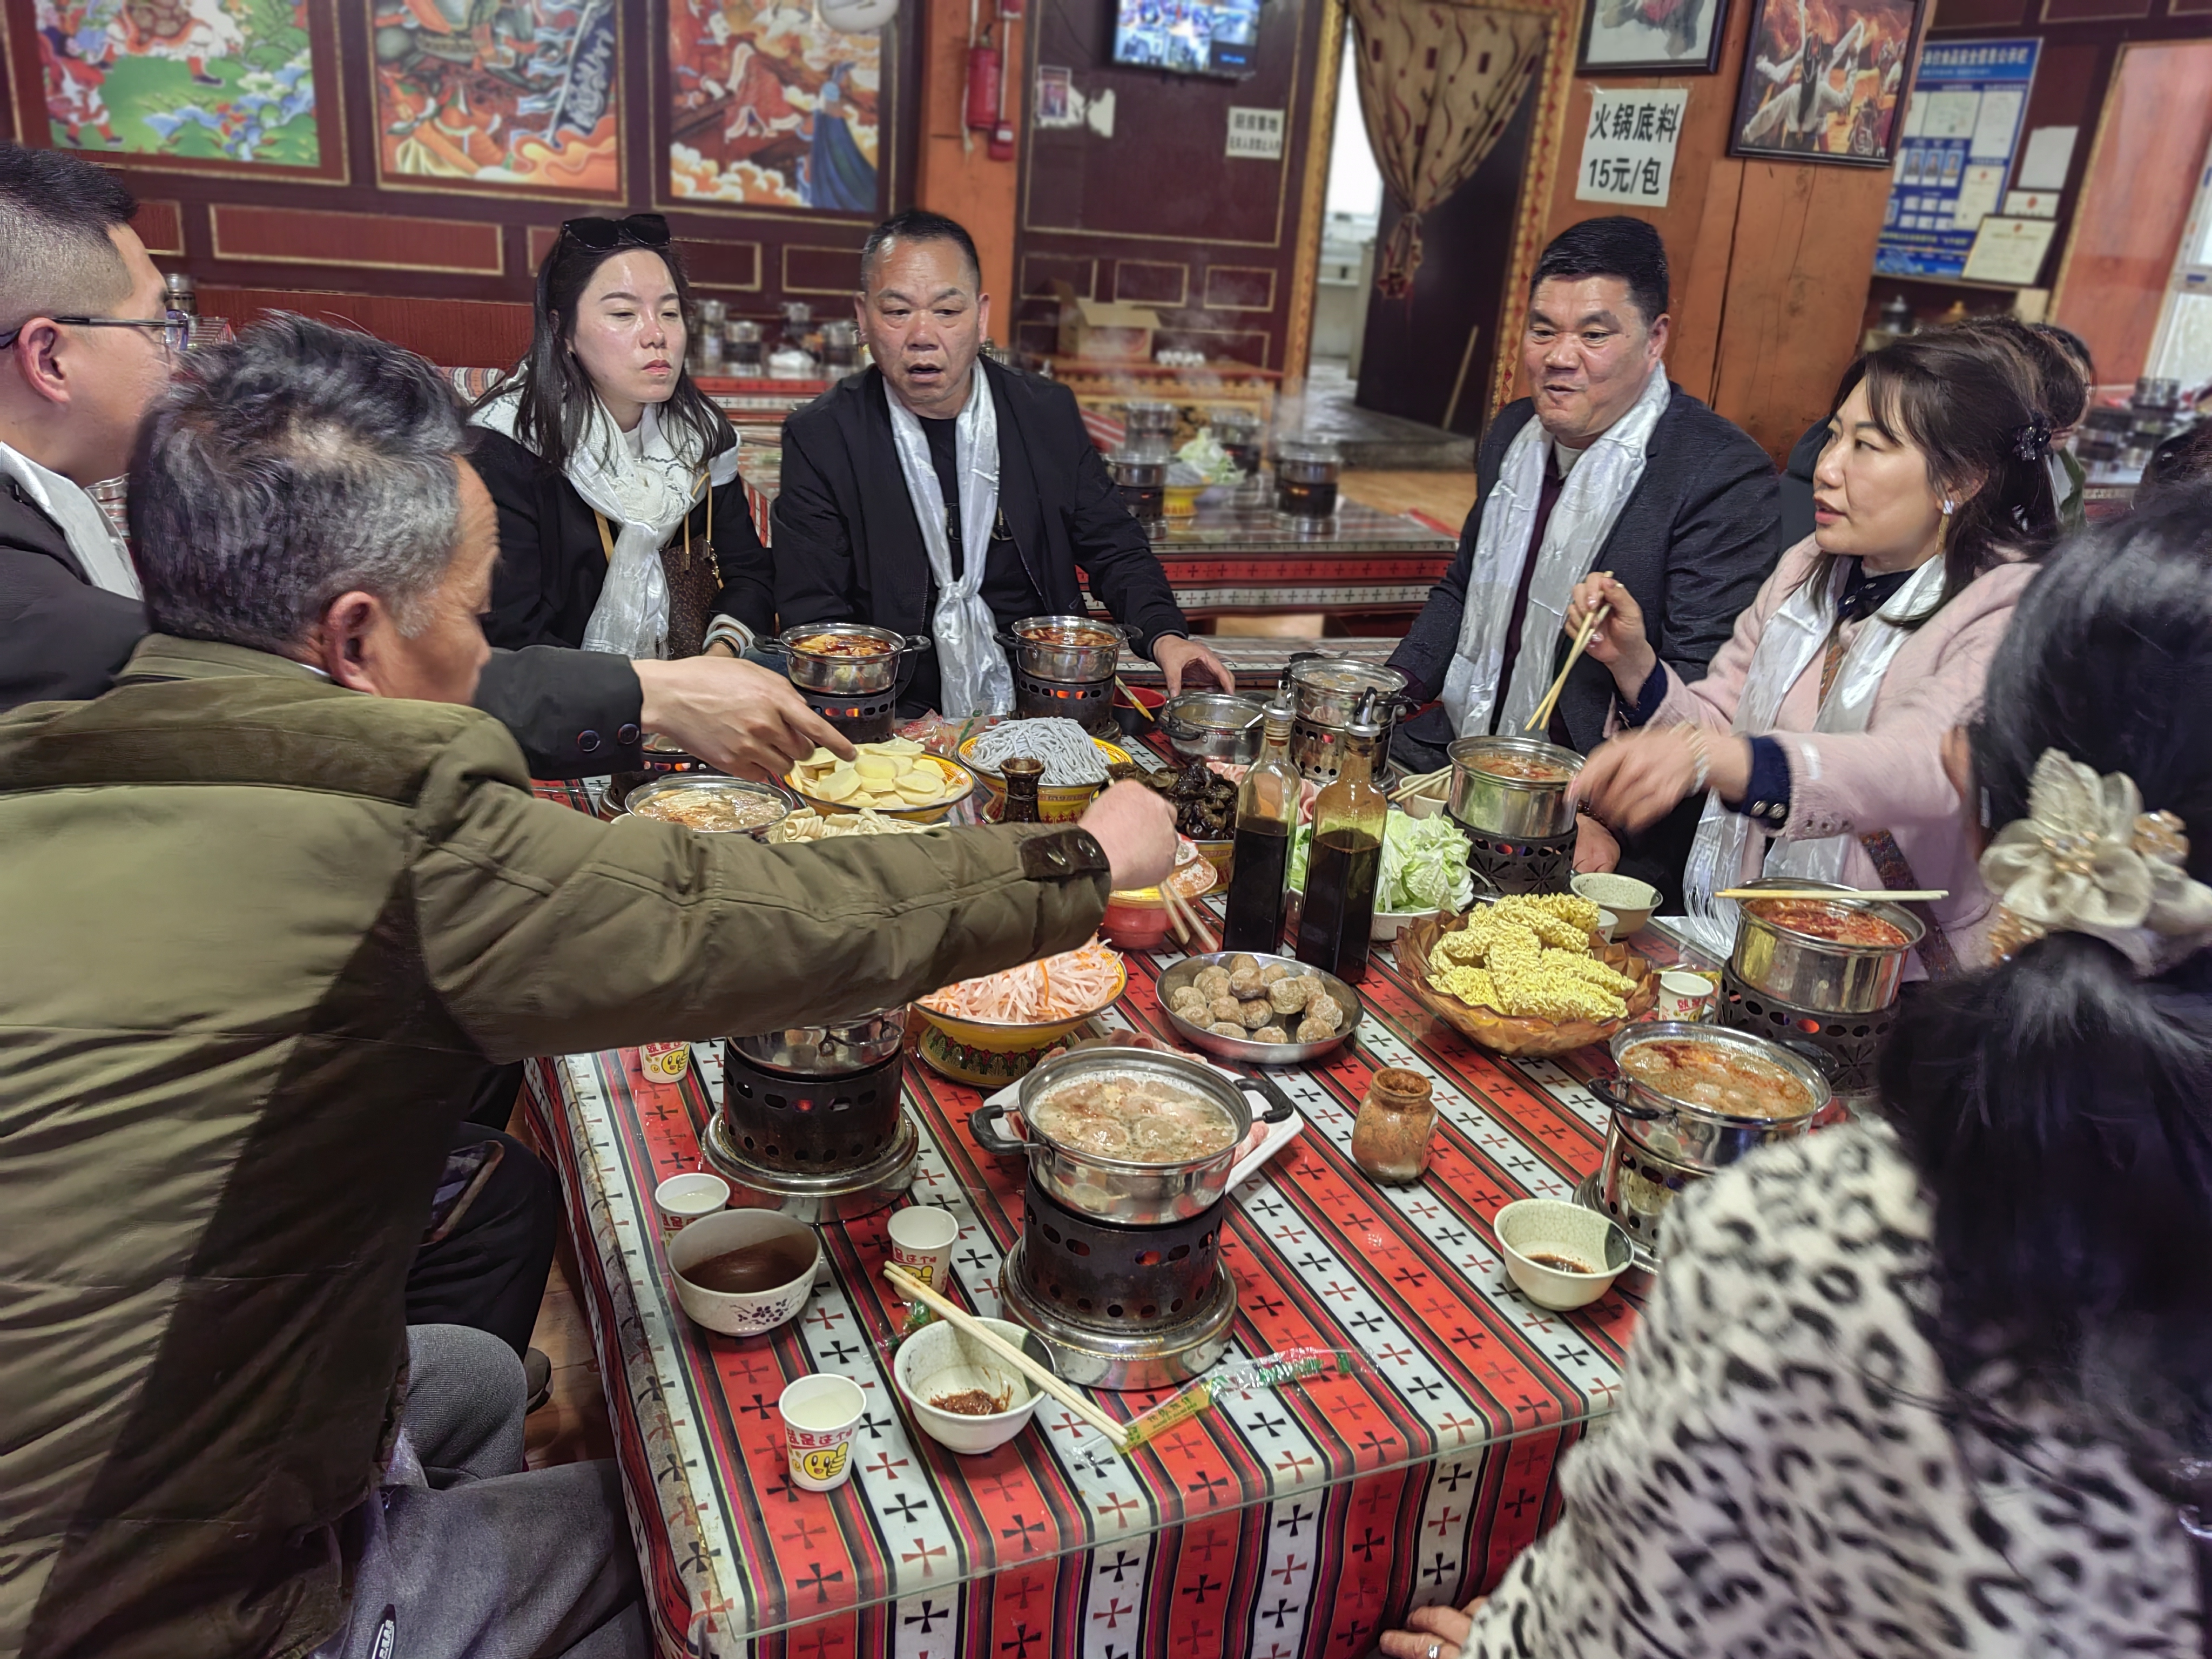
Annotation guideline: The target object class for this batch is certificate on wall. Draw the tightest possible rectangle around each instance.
[1962,215,2058,285]
[1874,38,2040,280]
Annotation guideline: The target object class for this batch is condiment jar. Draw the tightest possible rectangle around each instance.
[1351,1067,1436,1184]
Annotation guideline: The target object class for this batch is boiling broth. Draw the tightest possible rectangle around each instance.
[683,1235,817,1293]
[1029,1072,1237,1163]
[1620,1039,1815,1119]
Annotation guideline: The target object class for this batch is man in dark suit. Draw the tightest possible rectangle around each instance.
[1388,217,1779,902]
[0,143,840,787]
[771,208,1232,715]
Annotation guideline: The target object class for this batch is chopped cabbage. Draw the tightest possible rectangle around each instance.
[1285,811,1473,913]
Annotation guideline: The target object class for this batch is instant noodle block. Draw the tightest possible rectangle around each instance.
[1399,903,1657,1058]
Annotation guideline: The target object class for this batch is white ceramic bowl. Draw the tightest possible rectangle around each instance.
[893,1316,1048,1454]
[667,1209,820,1337]
[1372,906,1444,943]
[1493,1198,1633,1311]
[1401,790,1446,821]
[1571,873,1660,937]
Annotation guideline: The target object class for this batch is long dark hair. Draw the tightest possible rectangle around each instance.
[1809,326,2060,626]
[474,234,732,476]
[1879,487,2212,1438]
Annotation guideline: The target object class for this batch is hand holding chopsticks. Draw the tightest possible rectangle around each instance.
[884,1263,1131,1453]
[1527,603,1609,734]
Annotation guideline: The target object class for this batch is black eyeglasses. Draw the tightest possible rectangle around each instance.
[0,309,193,354]
[559,214,672,252]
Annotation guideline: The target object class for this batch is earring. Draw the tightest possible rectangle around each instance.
[1940,498,1957,516]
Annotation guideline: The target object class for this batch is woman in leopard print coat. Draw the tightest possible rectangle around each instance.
[1383,491,2212,1658]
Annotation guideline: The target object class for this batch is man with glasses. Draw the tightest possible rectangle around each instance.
[0,144,843,793]
[1385,216,1779,903]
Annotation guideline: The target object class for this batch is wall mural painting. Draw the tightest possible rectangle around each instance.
[36,0,320,166]
[370,0,620,194]
[1729,0,1923,164]
[668,0,882,213]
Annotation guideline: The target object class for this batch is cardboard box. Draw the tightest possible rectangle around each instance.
[1053,281,1159,363]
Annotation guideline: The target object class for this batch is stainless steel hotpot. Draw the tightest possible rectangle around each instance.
[969,1048,1293,1225]
[1595,1022,1831,1170]
[770,623,933,697]
[997,615,1130,684]
[728,1008,908,1076]
[1727,877,1925,1014]
[1446,736,1584,839]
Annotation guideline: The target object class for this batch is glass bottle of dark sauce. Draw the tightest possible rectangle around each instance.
[1295,690,1387,982]
[1222,702,1300,952]
[1000,755,1044,824]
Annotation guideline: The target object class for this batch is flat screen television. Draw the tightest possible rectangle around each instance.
[1111,0,1260,79]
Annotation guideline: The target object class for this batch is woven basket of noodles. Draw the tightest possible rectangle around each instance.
[1398,911,1658,1058]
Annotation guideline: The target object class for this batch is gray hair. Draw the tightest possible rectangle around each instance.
[131,315,466,652]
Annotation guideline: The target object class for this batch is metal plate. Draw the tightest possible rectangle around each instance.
[1154,950,1361,1064]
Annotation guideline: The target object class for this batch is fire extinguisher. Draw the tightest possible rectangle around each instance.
[966,25,1002,133]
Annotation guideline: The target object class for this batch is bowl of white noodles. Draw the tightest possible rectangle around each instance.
[959,719,1129,822]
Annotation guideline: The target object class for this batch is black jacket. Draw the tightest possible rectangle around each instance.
[0,471,644,778]
[1390,385,1782,756]
[471,425,773,653]
[771,358,1190,659]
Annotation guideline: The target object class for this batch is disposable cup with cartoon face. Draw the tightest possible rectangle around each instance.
[778,1373,865,1492]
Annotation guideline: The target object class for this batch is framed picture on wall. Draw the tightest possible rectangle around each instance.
[1578,0,1729,75]
[369,0,623,198]
[17,0,346,180]
[1728,0,1924,164]
[666,0,886,214]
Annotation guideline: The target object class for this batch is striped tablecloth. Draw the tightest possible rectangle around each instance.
[521,922,1642,1659]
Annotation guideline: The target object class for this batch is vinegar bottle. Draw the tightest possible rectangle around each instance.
[1221,702,1299,953]
[1295,690,1386,982]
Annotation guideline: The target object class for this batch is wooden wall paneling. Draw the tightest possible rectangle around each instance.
[1669,157,1747,405]
[914,0,1022,311]
[1281,0,1345,382]
[1012,0,1333,374]
[209,204,505,275]
[2051,39,2212,386]
[1707,161,1896,457]
[134,200,186,257]
[196,287,535,369]
[1205,265,1279,309]
[1022,253,1098,299]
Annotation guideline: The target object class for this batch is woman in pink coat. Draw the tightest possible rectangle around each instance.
[1564,327,2061,976]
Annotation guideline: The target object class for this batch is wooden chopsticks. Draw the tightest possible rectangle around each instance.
[1527,603,1609,734]
[1717,887,1949,902]
[1388,767,1451,804]
[1162,883,1218,954]
[1115,676,1155,725]
[884,1263,1130,1453]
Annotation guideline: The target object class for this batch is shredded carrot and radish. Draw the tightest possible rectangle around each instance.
[919,940,1125,1024]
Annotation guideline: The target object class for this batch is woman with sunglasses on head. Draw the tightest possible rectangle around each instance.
[1560,325,2060,977]
[470,214,772,660]
[1381,490,2212,1659]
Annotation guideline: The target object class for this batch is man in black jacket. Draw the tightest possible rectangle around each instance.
[1387,217,1779,902]
[0,144,844,785]
[772,208,1231,713]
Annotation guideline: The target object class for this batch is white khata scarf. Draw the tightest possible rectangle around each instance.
[885,371,1014,718]
[472,389,737,659]
[1441,365,1672,738]
[0,442,140,599]
[1677,550,1949,959]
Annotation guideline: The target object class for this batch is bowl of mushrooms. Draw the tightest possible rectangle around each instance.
[1153,950,1361,1064]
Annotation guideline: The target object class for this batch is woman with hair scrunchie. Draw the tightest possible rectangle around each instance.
[1562,325,2062,978]
[1379,486,2212,1656]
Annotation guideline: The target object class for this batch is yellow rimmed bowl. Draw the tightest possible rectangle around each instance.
[784,753,977,825]
[913,957,1131,1087]
[959,734,1132,823]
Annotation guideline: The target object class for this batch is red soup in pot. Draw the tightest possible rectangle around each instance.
[1747,899,1910,949]
[1618,1038,1817,1120]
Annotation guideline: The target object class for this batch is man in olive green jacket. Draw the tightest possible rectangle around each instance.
[0,317,1172,1659]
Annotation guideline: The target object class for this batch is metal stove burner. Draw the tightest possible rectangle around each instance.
[997,1175,1238,1391]
[1717,963,1891,1115]
[702,1107,918,1224]
[702,1043,916,1222]
[798,685,896,744]
[1454,817,1578,896]
[1013,667,1114,731]
[1569,1171,1661,1274]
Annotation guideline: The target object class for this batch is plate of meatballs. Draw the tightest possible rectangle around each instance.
[1154,951,1362,1064]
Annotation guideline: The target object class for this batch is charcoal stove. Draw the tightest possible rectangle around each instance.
[795,685,898,744]
[1455,821,1579,895]
[1002,615,1126,737]
[998,1173,1239,1391]
[702,1009,917,1223]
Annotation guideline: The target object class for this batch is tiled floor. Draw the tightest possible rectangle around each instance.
[1288,359,1478,472]
[1338,468,1476,532]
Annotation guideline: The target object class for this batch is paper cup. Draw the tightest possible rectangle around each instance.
[886,1204,961,1299]
[653,1171,729,1237]
[1656,970,1716,1023]
[640,1041,691,1081]
[779,1373,865,1491]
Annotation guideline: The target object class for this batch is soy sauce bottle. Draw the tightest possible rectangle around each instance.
[1000,756,1044,824]
[1222,702,1300,953]
[1295,690,1386,982]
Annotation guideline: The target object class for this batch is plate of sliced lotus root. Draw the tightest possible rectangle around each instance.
[1154,950,1363,1064]
[786,739,977,822]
